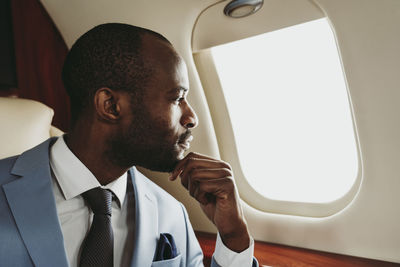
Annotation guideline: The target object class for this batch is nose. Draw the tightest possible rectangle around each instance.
[181,103,198,129]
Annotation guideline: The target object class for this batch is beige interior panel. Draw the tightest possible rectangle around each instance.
[192,0,324,52]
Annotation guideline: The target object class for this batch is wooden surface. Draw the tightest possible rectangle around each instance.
[195,231,400,267]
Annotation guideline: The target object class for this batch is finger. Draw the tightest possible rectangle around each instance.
[180,159,231,185]
[181,167,232,190]
[187,168,233,203]
[191,177,234,205]
[170,153,231,181]
[189,182,215,205]
[170,152,212,180]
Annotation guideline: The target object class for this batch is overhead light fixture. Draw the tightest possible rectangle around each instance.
[224,0,263,18]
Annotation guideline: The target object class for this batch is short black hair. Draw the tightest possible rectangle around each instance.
[62,23,171,125]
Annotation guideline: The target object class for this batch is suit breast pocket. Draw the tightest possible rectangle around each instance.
[151,254,182,267]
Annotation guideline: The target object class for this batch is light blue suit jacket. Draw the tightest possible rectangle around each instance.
[0,138,258,267]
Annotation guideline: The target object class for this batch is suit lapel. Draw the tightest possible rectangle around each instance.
[129,168,159,267]
[3,138,68,267]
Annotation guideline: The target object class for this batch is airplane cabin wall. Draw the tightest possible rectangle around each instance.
[40,0,400,263]
[193,0,400,263]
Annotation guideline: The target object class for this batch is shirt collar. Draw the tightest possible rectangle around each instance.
[49,136,127,207]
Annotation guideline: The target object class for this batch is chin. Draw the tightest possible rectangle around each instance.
[142,151,181,173]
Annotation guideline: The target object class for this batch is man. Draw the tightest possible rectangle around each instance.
[0,23,257,266]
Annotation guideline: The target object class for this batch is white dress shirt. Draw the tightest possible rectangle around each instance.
[49,136,254,266]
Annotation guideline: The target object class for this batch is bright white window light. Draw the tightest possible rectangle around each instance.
[211,18,358,203]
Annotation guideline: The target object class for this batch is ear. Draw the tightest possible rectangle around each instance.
[94,88,121,122]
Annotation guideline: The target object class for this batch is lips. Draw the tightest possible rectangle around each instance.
[178,135,193,150]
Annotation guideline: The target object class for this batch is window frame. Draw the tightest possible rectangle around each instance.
[193,25,362,217]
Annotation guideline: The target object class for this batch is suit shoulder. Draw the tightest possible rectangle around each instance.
[0,155,19,168]
[0,155,19,185]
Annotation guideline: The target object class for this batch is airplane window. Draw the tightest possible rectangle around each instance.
[211,18,358,203]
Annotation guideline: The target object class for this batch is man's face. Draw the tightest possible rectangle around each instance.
[107,37,198,172]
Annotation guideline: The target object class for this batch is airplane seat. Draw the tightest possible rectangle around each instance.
[0,97,63,159]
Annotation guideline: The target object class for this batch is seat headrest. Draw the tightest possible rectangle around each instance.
[0,97,55,159]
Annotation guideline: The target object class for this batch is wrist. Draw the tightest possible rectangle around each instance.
[220,225,251,252]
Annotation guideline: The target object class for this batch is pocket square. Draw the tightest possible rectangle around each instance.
[155,233,178,261]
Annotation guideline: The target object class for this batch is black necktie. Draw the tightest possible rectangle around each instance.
[79,187,113,267]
